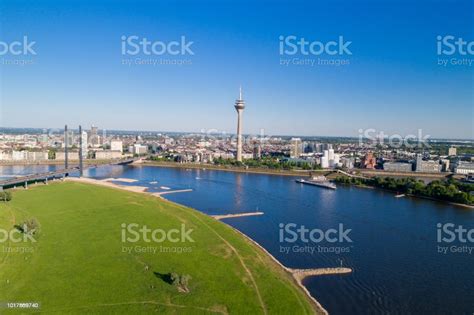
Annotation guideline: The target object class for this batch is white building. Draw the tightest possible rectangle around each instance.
[95,150,122,160]
[290,138,302,158]
[56,151,79,161]
[455,161,474,175]
[328,149,334,161]
[111,140,123,153]
[320,156,329,168]
[0,151,12,161]
[12,150,27,160]
[383,162,413,172]
[133,144,148,155]
[448,147,457,156]
[341,157,354,169]
[26,151,48,161]
[81,131,88,158]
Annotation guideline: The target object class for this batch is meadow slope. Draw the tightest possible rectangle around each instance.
[0,182,319,314]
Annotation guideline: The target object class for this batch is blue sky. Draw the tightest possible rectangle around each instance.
[0,0,472,139]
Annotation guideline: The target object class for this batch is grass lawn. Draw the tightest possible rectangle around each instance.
[0,181,318,314]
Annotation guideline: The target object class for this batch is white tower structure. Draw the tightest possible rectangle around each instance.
[234,86,245,162]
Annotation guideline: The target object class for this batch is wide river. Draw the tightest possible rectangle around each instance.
[1,164,473,314]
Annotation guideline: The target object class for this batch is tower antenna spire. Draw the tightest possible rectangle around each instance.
[239,85,242,100]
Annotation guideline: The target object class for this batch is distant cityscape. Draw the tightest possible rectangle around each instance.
[0,125,473,176]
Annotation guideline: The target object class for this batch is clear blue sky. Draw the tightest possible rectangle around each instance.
[0,0,472,139]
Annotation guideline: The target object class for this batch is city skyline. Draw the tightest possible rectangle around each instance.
[0,0,473,139]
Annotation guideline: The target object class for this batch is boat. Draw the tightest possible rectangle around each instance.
[295,175,337,190]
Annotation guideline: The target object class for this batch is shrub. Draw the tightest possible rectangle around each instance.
[14,219,39,235]
[0,191,12,202]
[170,273,192,293]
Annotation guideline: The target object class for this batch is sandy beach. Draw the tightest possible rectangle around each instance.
[67,177,148,193]
[102,177,139,183]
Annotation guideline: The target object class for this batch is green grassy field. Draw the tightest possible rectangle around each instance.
[0,182,318,314]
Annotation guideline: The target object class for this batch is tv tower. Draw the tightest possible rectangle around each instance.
[234,86,245,162]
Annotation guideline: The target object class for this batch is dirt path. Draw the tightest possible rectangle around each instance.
[180,208,268,315]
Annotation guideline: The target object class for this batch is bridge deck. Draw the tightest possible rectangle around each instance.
[0,168,78,189]
[0,157,143,190]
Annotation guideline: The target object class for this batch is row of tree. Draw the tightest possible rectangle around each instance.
[334,176,474,205]
[213,157,322,170]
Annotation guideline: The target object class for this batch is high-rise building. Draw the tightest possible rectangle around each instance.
[416,154,423,171]
[328,148,334,160]
[416,154,441,173]
[342,157,354,169]
[361,152,377,169]
[81,131,88,158]
[448,147,457,156]
[320,155,329,168]
[441,159,450,172]
[90,125,100,147]
[234,87,245,162]
[253,143,261,159]
[290,138,302,158]
[323,143,333,151]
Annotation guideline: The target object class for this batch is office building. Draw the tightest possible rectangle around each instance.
[455,161,474,175]
[361,152,377,169]
[448,147,457,156]
[290,138,302,158]
[383,162,413,172]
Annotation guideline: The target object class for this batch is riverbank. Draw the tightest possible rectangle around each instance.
[140,161,317,177]
[139,161,458,181]
[336,182,474,209]
[66,177,352,314]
